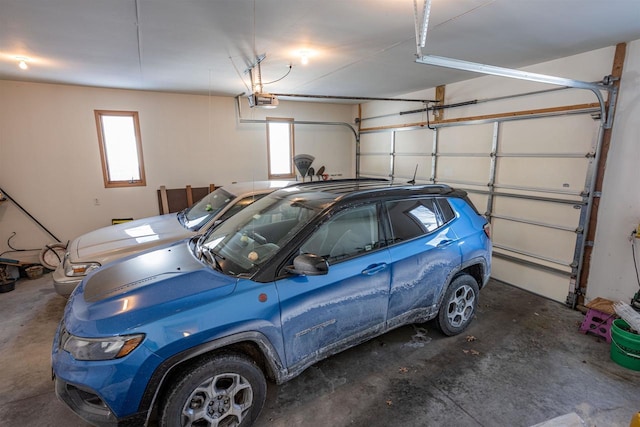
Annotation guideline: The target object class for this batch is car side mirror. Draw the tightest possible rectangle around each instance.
[286,253,329,276]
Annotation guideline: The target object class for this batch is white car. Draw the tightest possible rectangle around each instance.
[53,181,292,297]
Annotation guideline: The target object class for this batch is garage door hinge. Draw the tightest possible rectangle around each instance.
[565,292,577,306]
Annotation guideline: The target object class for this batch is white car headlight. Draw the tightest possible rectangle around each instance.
[64,261,101,277]
[61,331,144,361]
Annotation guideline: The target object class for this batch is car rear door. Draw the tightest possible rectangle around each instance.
[276,203,391,368]
[384,197,462,328]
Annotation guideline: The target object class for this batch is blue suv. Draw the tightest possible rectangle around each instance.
[52,179,491,426]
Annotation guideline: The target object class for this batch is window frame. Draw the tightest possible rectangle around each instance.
[299,203,382,264]
[266,117,295,179]
[383,197,447,245]
[95,110,146,188]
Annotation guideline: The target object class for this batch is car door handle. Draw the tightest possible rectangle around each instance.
[362,263,388,275]
[437,239,454,247]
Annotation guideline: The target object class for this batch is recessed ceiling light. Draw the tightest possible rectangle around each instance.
[300,51,309,65]
[15,56,29,70]
[297,49,314,65]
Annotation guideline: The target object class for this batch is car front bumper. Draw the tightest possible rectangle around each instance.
[52,263,82,297]
[55,376,147,427]
[51,318,159,423]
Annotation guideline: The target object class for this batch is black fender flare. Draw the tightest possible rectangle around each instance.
[435,256,489,308]
[137,331,286,420]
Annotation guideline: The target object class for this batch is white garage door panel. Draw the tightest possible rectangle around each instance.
[360,155,390,176]
[500,115,597,153]
[395,129,432,153]
[493,219,576,264]
[438,124,494,153]
[496,158,589,191]
[395,155,430,180]
[360,132,391,153]
[437,157,491,183]
[492,258,570,303]
[493,197,581,229]
[467,193,488,214]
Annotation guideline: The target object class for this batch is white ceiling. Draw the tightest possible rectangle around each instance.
[1,0,639,100]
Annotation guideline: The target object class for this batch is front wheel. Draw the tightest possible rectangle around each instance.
[160,353,266,427]
[436,274,479,336]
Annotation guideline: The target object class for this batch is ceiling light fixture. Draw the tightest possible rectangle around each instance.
[15,57,29,70]
[300,50,310,65]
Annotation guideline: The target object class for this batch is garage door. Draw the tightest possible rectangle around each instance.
[359,109,600,304]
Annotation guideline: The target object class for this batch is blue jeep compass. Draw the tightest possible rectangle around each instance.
[52,179,491,426]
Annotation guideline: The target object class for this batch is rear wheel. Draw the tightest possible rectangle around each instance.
[160,353,266,427]
[436,274,479,336]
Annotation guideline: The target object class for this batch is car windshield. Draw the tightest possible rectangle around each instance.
[179,187,236,231]
[196,191,320,277]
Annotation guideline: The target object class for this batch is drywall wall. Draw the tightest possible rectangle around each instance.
[0,82,356,262]
[587,39,640,303]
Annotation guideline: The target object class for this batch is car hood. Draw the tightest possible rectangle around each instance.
[66,241,237,336]
[71,214,194,265]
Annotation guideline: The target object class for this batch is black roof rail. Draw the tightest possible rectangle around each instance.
[293,177,389,187]
[280,179,464,200]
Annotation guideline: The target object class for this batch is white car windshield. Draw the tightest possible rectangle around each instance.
[196,192,319,277]
[180,188,235,231]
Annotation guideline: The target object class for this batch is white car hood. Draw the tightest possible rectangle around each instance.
[72,214,194,265]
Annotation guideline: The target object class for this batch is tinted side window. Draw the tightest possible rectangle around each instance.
[386,198,441,242]
[300,204,379,263]
[437,198,455,223]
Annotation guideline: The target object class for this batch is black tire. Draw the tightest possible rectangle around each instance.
[436,274,479,336]
[160,353,266,427]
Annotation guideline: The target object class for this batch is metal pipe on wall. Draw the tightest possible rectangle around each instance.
[0,186,61,243]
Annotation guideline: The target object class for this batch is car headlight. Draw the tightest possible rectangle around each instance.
[64,261,101,277]
[62,331,145,361]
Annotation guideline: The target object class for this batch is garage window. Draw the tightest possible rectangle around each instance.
[95,110,146,188]
[267,117,295,179]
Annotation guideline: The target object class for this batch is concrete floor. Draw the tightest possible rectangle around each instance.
[0,273,638,427]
